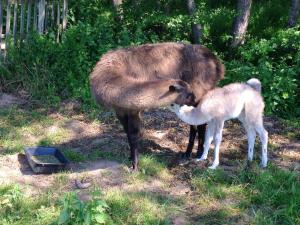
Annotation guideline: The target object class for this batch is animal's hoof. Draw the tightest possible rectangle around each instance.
[196,152,204,159]
[181,152,191,159]
[178,158,190,166]
[260,163,267,168]
[130,167,139,173]
[195,157,207,162]
[208,164,218,170]
[124,166,139,173]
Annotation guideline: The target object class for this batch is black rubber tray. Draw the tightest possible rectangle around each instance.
[25,147,69,174]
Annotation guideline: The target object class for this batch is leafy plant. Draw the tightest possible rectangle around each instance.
[0,185,22,215]
[57,190,112,225]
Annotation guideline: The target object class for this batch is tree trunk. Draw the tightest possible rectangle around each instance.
[112,0,122,22]
[186,0,201,44]
[288,0,300,27]
[231,0,252,48]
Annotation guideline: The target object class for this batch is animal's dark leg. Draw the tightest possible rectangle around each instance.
[116,111,142,170]
[196,124,206,158]
[127,112,142,171]
[182,125,197,159]
[116,112,129,133]
[116,111,132,162]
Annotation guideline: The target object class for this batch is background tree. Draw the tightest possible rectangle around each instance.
[186,0,201,44]
[288,0,300,27]
[112,0,123,21]
[231,0,252,48]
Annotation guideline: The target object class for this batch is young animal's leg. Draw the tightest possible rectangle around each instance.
[196,124,206,158]
[255,124,268,167]
[209,120,224,169]
[239,114,256,163]
[182,125,197,159]
[245,127,256,162]
[196,122,213,161]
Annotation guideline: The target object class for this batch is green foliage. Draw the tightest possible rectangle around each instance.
[57,190,112,225]
[0,185,59,225]
[225,28,300,117]
[0,185,22,215]
[191,165,300,224]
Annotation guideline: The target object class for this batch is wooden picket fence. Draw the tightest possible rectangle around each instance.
[0,0,68,54]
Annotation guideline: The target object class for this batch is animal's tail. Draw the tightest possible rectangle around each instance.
[246,78,261,93]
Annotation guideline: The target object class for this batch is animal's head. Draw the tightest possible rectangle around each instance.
[168,81,196,106]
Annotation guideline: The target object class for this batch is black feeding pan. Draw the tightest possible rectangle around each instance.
[25,147,69,174]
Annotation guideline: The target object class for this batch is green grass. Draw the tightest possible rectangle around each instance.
[0,185,59,225]
[61,148,86,162]
[0,107,67,156]
[191,164,300,224]
[105,189,183,225]
[281,118,300,140]
[0,184,184,225]
[1,106,300,224]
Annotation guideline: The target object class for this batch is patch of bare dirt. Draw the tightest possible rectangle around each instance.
[0,153,124,195]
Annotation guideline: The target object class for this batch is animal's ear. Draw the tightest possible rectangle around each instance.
[169,84,184,92]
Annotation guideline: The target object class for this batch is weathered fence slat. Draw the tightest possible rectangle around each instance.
[0,0,68,54]
[44,0,47,31]
[33,0,37,30]
[27,0,32,33]
[62,0,66,30]
[56,0,60,42]
[6,0,11,39]
[38,0,45,34]
[20,0,25,39]
[13,0,17,45]
[51,0,55,27]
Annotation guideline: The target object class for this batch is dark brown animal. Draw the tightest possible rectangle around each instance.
[90,42,224,170]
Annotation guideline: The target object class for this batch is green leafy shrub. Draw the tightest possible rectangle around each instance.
[58,190,112,225]
[224,28,300,117]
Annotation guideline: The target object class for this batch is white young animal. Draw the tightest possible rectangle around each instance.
[169,78,268,169]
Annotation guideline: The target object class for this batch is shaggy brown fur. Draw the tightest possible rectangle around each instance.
[90,42,225,170]
[90,42,224,110]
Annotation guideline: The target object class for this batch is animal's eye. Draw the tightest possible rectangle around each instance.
[187,93,194,100]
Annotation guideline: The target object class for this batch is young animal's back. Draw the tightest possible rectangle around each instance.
[199,83,264,121]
